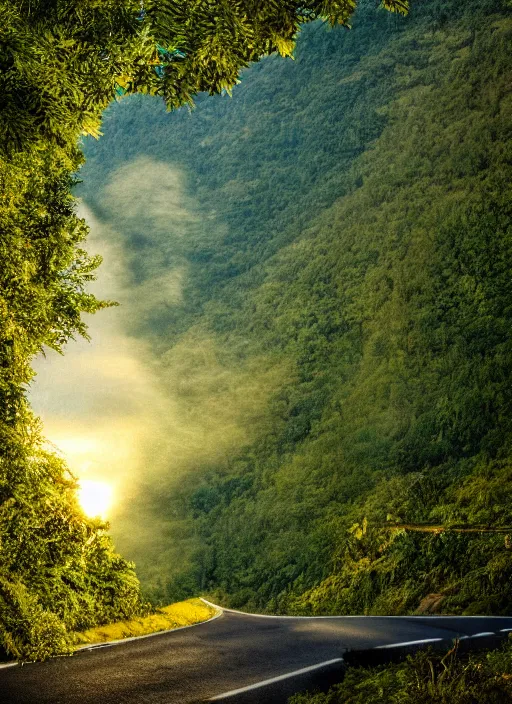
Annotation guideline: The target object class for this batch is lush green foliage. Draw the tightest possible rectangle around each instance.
[78,0,512,617]
[1,0,405,151]
[0,143,143,660]
[73,598,216,647]
[289,640,512,704]
[0,435,143,661]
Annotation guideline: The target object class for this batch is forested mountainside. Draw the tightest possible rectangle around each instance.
[78,0,512,616]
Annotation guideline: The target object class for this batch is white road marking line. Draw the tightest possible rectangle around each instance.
[199,599,512,622]
[378,631,503,649]
[0,662,17,670]
[466,632,496,638]
[374,638,443,649]
[208,659,344,701]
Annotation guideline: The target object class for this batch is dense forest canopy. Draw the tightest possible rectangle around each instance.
[75,0,512,617]
[0,0,400,660]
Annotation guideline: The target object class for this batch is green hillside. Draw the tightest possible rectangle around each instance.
[78,0,512,616]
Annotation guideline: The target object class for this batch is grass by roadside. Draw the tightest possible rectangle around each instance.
[72,598,218,648]
[290,637,512,704]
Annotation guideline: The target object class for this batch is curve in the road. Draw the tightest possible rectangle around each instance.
[1,602,511,704]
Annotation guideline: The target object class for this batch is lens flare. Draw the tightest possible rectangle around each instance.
[78,480,114,519]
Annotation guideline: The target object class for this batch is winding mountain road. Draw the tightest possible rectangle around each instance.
[1,603,512,704]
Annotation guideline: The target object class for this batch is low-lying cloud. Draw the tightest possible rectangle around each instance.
[30,158,287,592]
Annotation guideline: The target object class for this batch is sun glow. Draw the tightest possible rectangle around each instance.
[78,480,114,519]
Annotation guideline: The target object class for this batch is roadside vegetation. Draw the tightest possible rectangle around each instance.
[289,639,512,704]
[0,599,216,661]
[72,598,217,647]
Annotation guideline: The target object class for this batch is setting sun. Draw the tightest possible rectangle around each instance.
[78,480,114,519]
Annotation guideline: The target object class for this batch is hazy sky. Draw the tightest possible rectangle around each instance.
[30,202,174,512]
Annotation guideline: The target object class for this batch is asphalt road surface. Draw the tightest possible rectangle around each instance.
[2,605,512,704]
